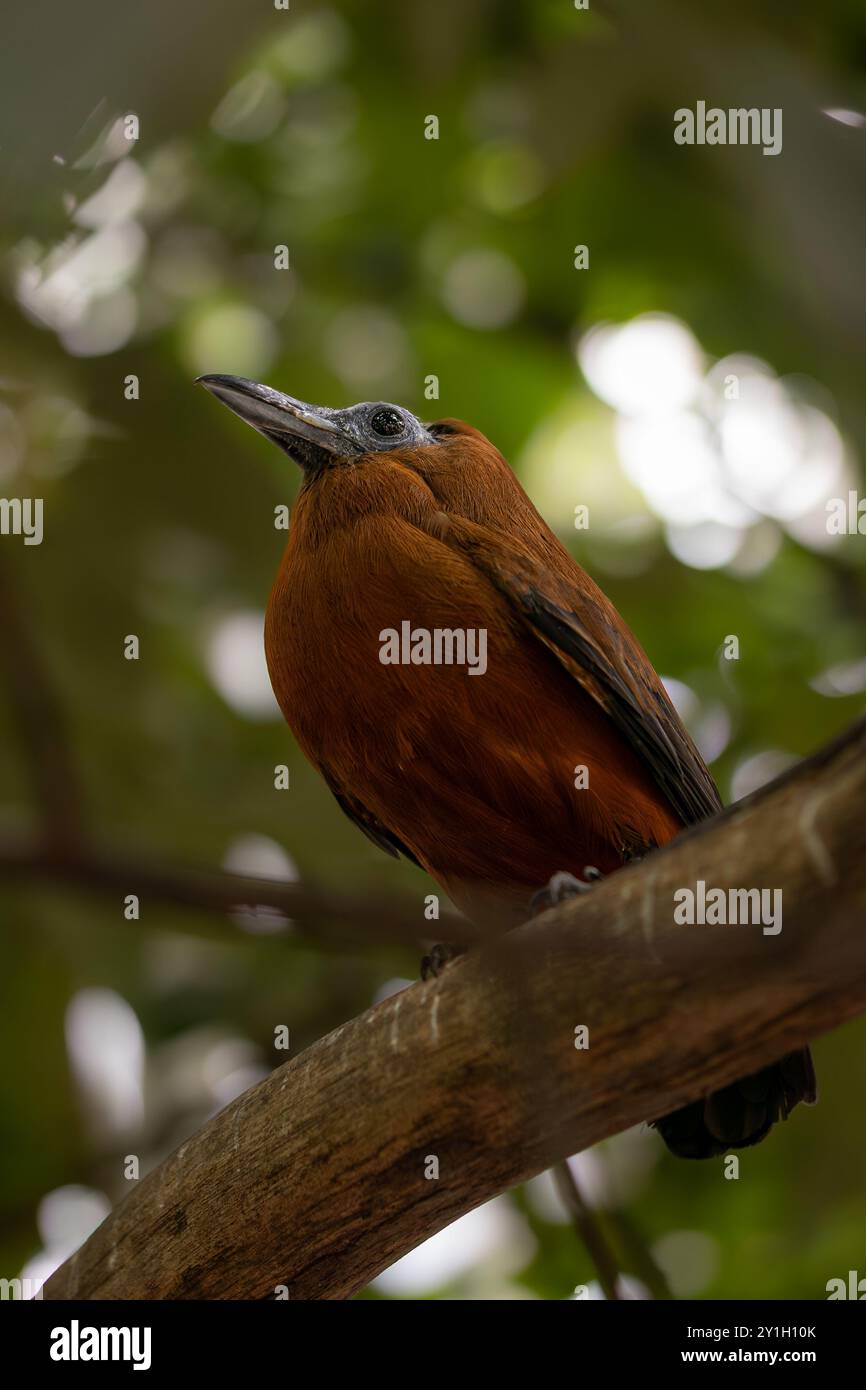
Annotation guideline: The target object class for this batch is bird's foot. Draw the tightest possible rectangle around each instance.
[420,942,464,981]
[530,867,603,915]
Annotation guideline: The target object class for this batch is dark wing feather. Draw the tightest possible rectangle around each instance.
[322,769,421,866]
[523,591,722,825]
[439,514,723,828]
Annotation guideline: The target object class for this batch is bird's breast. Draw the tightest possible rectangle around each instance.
[265,509,680,920]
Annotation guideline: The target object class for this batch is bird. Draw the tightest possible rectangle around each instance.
[198,373,817,1159]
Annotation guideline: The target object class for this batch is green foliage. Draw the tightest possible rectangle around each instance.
[0,0,864,1300]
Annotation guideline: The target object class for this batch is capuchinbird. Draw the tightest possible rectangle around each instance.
[198,374,816,1159]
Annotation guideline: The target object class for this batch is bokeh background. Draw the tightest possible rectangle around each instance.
[2,0,865,1300]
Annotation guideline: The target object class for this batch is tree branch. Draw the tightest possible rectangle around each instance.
[44,716,866,1300]
[0,554,89,851]
[0,834,465,946]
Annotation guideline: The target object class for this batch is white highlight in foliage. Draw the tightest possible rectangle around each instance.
[20,1186,112,1296]
[65,989,145,1136]
[823,108,866,127]
[665,520,744,570]
[577,318,854,570]
[730,749,797,802]
[211,72,286,142]
[578,315,704,417]
[222,834,298,935]
[223,833,298,881]
[372,1197,534,1295]
[810,657,866,698]
[73,160,147,228]
[206,611,281,720]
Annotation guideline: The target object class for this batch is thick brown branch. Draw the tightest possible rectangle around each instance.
[45,716,866,1300]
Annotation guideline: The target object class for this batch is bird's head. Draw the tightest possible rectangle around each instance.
[197,374,532,538]
[197,374,439,475]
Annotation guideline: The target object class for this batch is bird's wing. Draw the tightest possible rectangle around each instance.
[437,514,723,828]
[321,767,422,866]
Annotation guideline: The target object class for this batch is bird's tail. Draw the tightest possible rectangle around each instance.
[653,1048,817,1160]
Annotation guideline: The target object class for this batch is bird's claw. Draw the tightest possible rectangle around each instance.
[530,867,603,915]
[420,942,463,980]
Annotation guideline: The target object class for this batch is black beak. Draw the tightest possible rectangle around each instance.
[196,374,352,469]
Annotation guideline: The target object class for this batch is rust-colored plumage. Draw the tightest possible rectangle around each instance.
[265,424,692,925]
[199,377,816,1158]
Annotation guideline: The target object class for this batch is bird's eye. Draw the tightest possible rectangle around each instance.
[369,407,405,438]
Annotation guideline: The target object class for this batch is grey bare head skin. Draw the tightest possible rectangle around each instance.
[197,374,437,474]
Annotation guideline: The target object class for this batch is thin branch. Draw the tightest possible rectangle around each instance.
[43,715,866,1300]
[553,1160,621,1300]
[0,554,89,851]
[0,832,466,946]
[607,1207,673,1300]
[0,551,466,947]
